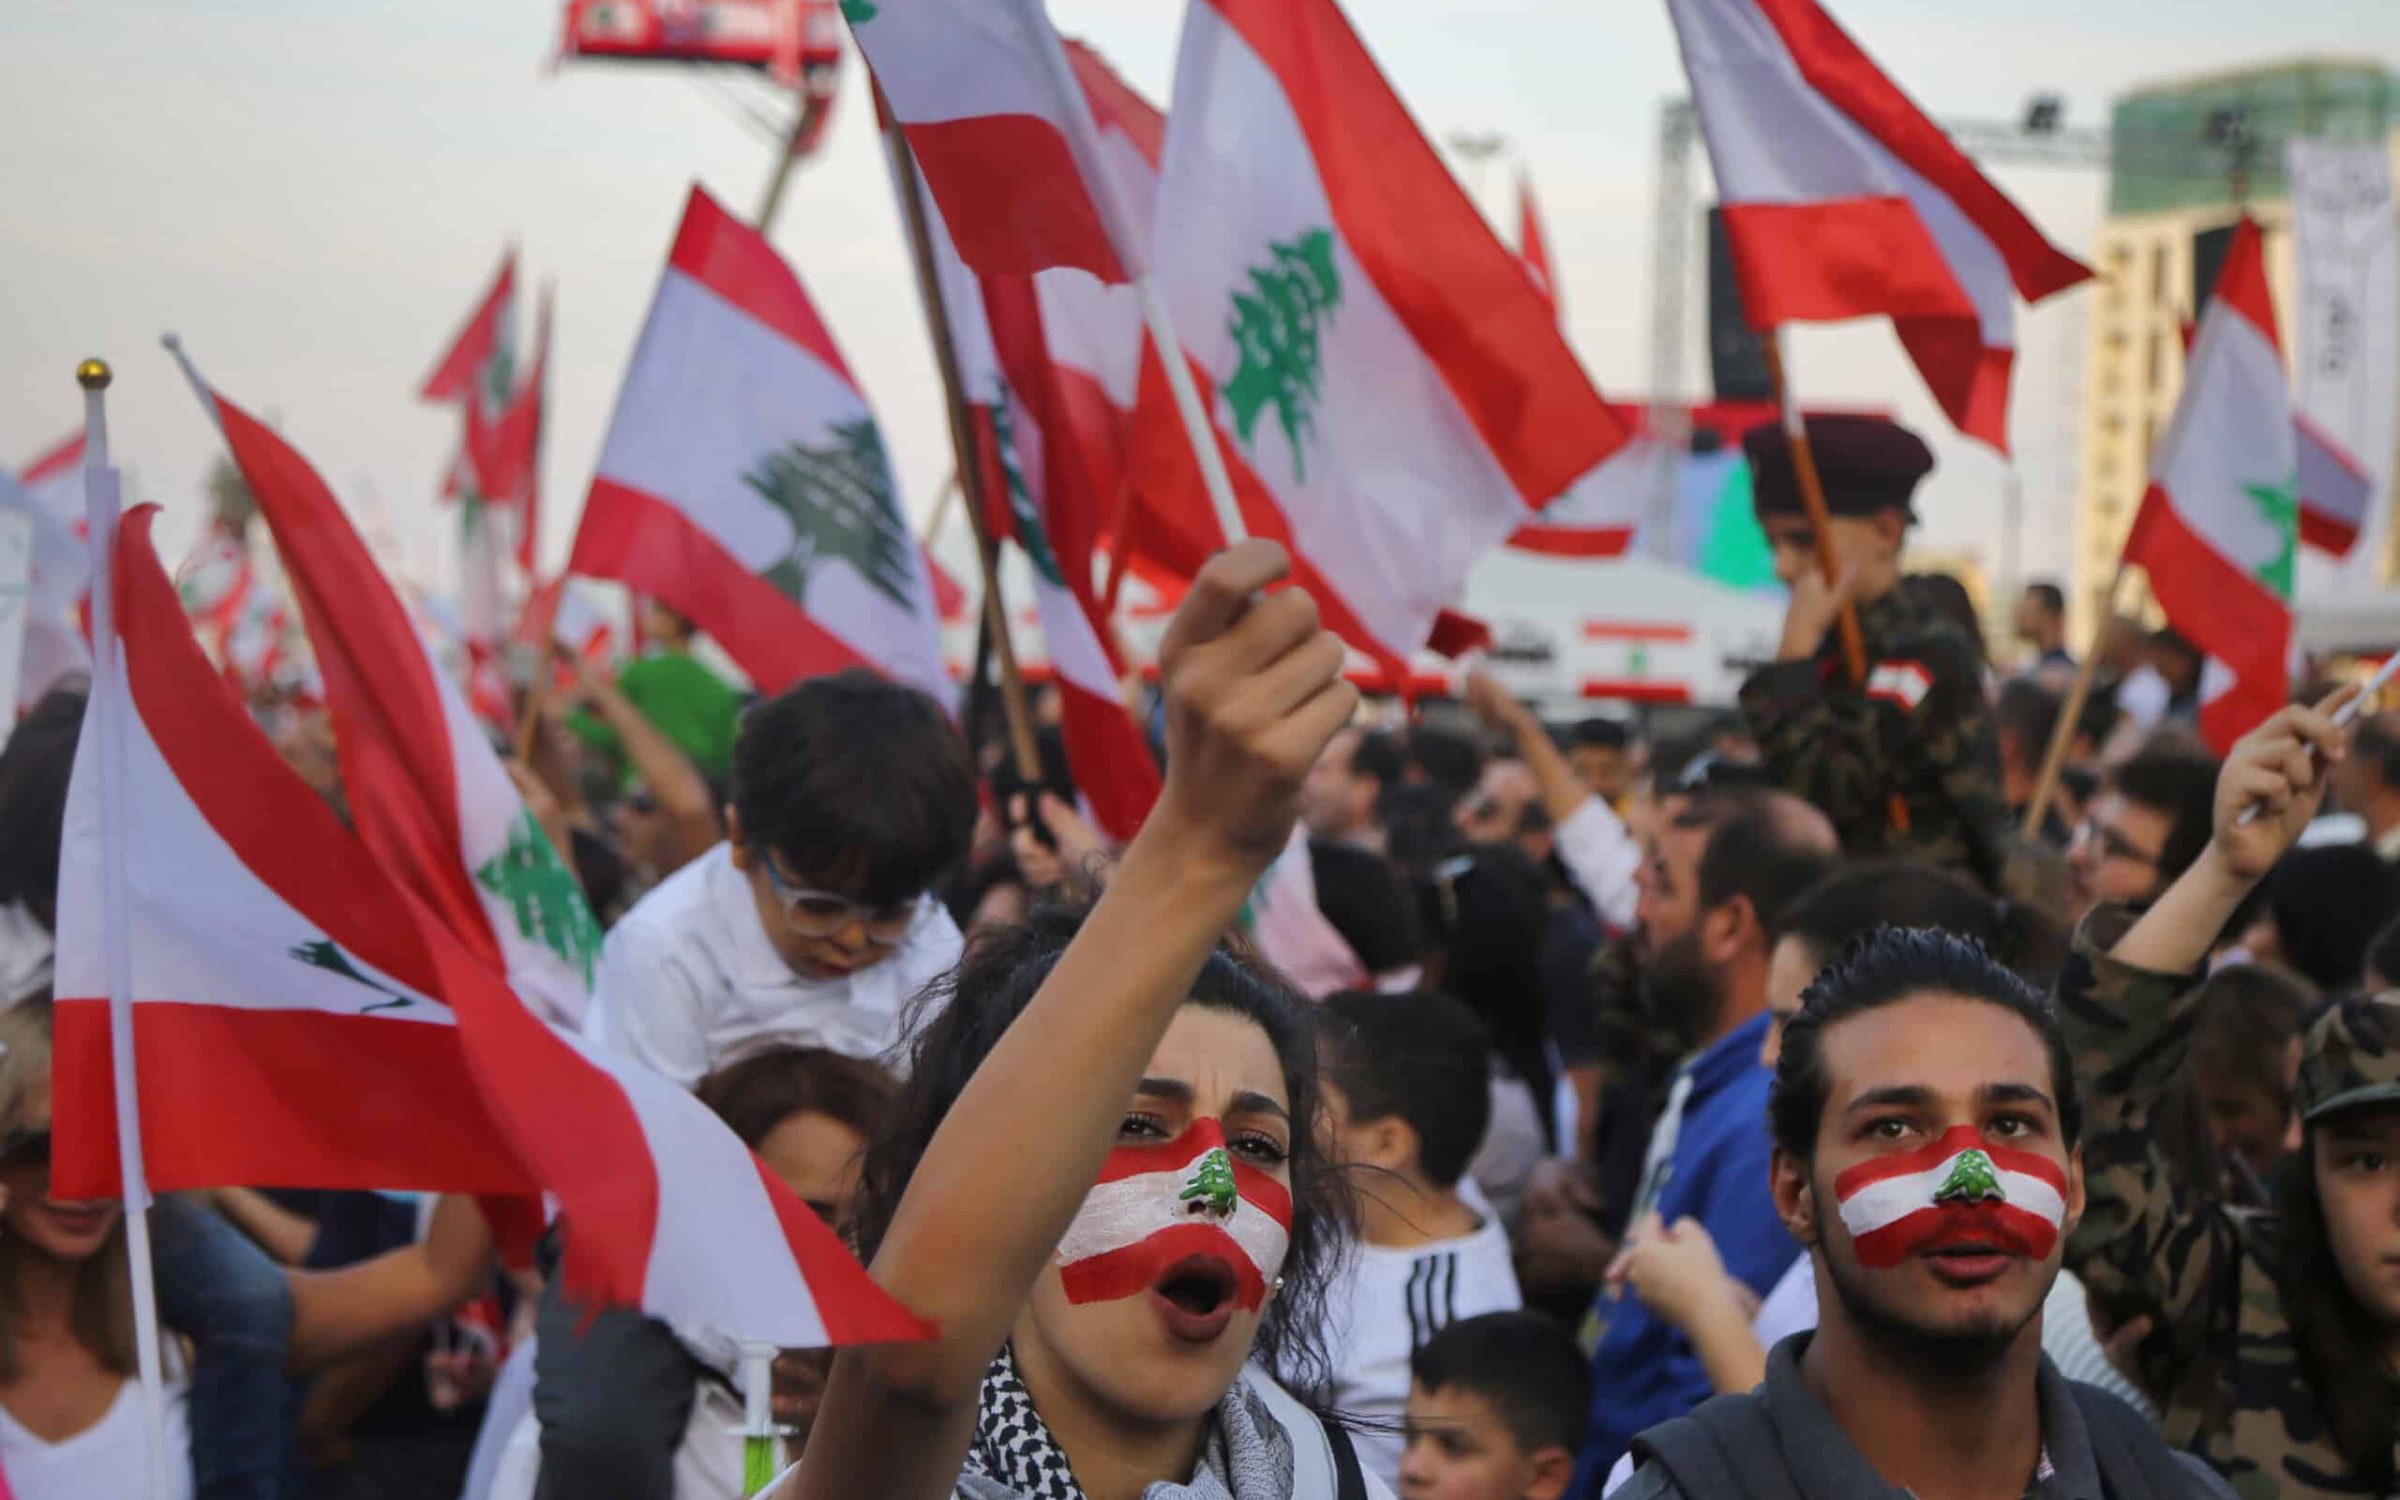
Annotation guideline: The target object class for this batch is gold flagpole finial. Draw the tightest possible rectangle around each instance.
[76,358,112,391]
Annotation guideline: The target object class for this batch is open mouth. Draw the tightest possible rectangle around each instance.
[1150,1254,1240,1342]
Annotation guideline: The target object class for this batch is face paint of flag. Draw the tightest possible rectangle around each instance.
[1832,1125,2067,1270]
[1054,1119,1292,1308]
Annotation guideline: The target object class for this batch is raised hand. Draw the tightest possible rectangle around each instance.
[2212,685,2357,881]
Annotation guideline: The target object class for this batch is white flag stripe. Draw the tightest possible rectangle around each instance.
[2152,307,2297,576]
[851,0,1082,133]
[56,657,446,1028]
[1159,5,1531,652]
[1838,1156,2065,1238]
[1671,0,1898,207]
[1055,1167,1289,1273]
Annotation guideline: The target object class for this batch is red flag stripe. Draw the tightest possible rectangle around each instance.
[667,185,856,383]
[1830,1124,2067,1199]
[900,115,1128,283]
[2125,487,2290,755]
[1717,197,1967,330]
[1064,40,1165,165]
[420,252,517,404]
[1055,1223,1273,1310]
[1848,1200,2062,1271]
[1506,522,1637,559]
[1088,1122,1295,1228]
[18,433,83,486]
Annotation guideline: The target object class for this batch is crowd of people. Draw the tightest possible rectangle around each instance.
[3,415,2400,1500]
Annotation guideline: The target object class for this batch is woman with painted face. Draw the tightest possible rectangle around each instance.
[2065,684,2400,1498]
[771,542,1375,1500]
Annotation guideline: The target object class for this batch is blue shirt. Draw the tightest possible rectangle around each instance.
[1572,1009,1799,1490]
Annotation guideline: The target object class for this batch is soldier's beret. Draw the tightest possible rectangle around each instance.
[2300,991,2400,1123]
[1744,415,1935,521]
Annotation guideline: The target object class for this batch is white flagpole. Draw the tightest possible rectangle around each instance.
[1011,0,1249,550]
[76,357,175,1500]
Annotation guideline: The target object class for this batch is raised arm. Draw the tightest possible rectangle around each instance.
[1463,670,1638,930]
[286,1193,495,1372]
[569,654,722,872]
[785,543,1356,1500]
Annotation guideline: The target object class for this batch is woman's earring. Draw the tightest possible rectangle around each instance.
[1273,1276,1286,1291]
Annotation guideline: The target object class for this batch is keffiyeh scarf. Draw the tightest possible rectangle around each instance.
[957,1345,1298,1500]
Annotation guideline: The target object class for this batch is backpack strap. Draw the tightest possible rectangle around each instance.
[2068,1383,2201,1500]
[1324,1414,1369,1500]
[1627,1393,1803,1500]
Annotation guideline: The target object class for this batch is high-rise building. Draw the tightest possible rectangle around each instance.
[2073,60,2397,640]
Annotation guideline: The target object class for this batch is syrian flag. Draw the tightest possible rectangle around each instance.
[1665,0,2089,449]
[570,186,950,704]
[420,250,519,407]
[921,160,1163,842]
[2297,413,2370,557]
[1518,170,1558,317]
[1832,1125,2067,1270]
[846,0,1133,283]
[172,375,929,1353]
[1133,0,1628,665]
[2123,218,2296,754]
[1055,1119,1291,1311]
[11,433,94,710]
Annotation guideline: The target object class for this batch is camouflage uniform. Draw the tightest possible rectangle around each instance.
[1738,585,2008,887]
[2059,907,2400,1497]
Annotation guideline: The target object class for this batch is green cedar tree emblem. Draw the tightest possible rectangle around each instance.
[2243,475,2299,599]
[475,810,604,987]
[745,419,918,614]
[1220,229,1342,483]
[1933,1147,2006,1205]
[839,0,877,21]
[988,399,1064,587]
[1180,1146,1239,1218]
[291,938,414,1015]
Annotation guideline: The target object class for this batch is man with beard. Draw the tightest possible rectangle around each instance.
[1567,791,1837,1484]
[1611,928,2234,1499]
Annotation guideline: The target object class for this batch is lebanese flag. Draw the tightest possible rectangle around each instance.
[1832,1125,2068,1270]
[184,392,928,1350]
[1665,0,2089,450]
[1055,1119,1291,1310]
[846,0,1132,283]
[2297,412,2370,557]
[1506,418,1664,559]
[2123,218,2296,754]
[14,433,95,709]
[1518,170,1557,317]
[461,285,552,574]
[923,165,1163,842]
[1132,0,1627,664]
[421,250,519,407]
[570,185,950,704]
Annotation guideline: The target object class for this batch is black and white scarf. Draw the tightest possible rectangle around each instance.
[957,1345,1298,1500]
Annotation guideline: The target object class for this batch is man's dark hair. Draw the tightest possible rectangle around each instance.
[2264,844,2393,994]
[1318,990,1492,1188]
[1307,840,1424,976]
[1415,843,1555,1144]
[1775,861,2065,988]
[1693,795,1837,942]
[2369,909,2400,990]
[1350,728,1406,792]
[1410,1311,1591,1455]
[1769,927,2082,1164]
[1403,726,1482,803]
[2107,744,2221,886]
[730,672,976,905]
[1994,678,2061,770]
[0,688,87,930]
[697,1046,898,1153]
[2190,964,2312,1109]
[2024,582,2066,617]
[1571,718,1630,753]
[2352,716,2400,796]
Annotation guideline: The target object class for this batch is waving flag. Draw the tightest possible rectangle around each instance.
[8,433,93,710]
[420,251,519,407]
[1132,0,1626,666]
[846,0,1132,283]
[1518,170,1557,316]
[1055,1119,1290,1311]
[1665,0,2089,449]
[571,186,949,702]
[2123,218,2296,753]
[461,285,552,572]
[168,376,929,1351]
[1833,1125,2067,1269]
[2297,412,2370,557]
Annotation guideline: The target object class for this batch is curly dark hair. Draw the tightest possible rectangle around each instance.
[850,905,1354,1394]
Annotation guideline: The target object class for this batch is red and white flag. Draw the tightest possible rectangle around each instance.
[2123,218,2297,754]
[1833,1125,2067,1269]
[2297,412,2370,557]
[420,251,519,408]
[1054,1119,1291,1312]
[571,186,950,703]
[461,285,552,573]
[846,0,1134,283]
[172,379,928,1351]
[10,433,94,710]
[1518,170,1557,317]
[1132,0,1628,664]
[1664,0,2089,449]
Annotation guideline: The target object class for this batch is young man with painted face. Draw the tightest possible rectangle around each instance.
[1736,415,2009,887]
[2064,687,2400,1497]
[1614,925,2233,1499]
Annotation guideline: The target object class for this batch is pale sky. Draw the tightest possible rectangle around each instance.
[4,0,2395,608]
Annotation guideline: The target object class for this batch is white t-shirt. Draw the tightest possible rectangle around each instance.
[0,1377,194,1500]
[1322,1209,1524,1489]
[1554,798,1640,932]
[587,843,964,1086]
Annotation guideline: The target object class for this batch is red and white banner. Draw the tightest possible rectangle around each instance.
[571,186,950,703]
[1055,1119,1290,1311]
[1664,0,2088,449]
[9,432,93,711]
[2289,140,2397,567]
[1133,0,1627,665]
[2123,218,2296,754]
[847,0,1133,283]
[560,0,841,87]
[1833,1125,2066,1269]
[2297,412,2370,557]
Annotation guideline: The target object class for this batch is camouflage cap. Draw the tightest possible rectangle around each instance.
[2297,991,2400,1124]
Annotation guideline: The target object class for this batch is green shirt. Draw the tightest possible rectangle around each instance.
[571,650,744,782]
